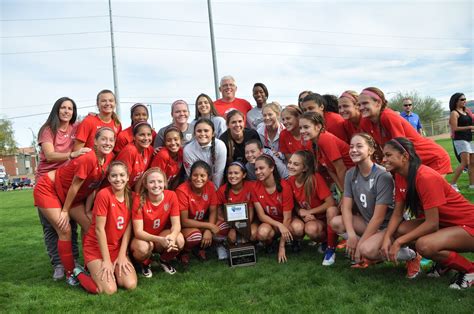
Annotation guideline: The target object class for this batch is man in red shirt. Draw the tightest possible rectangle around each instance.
[214,75,252,123]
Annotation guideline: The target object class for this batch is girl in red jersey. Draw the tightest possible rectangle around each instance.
[130,168,184,278]
[358,87,451,176]
[287,150,339,266]
[299,111,354,192]
[150,127,184,190]
[74,89,122,150]
[338,90,362,141]
[279,105,312,160]
[115,122,154,191]
[74,161,137,294]
[381,137,474,289]
[217,161,257,244]
[34,127,116,284]
[252,154,304,263]
[176,161,229,265]
[114,103,156,153]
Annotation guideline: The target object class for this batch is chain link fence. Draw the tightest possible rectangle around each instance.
[421,118,450,137]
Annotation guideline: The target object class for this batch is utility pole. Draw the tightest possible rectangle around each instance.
[207,0,220,100]
[108,0,120,117]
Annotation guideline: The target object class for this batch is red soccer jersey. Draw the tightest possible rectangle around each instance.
[278,129,312,155]
[251,179,294,223]
[82,186,132,257]
[176,181,218,221]
[394,165,474,228]
[132,190,180,235]
[115,143,154,188]
[214,98,252,123]
[342,118,361,142]
[314,131,354,172]
[114,126,157,153]
[75,115,122,149]
[149,147,183,184]
[324,111,348,143]
[55,150,114,204]
[287,173,331,209]
[217,181,255,210]
[360,109,451,174]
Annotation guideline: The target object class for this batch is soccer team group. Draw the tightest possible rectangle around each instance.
[32,75,474,294]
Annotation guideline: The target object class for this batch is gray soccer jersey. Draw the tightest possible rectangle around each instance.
[344,164,394,227]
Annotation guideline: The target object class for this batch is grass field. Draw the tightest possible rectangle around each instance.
[0,139,473,313]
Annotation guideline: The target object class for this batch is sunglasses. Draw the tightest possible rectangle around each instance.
[459,98,467,101]
[403,104,412,107]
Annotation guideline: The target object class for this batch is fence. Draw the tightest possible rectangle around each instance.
[421,118,450,137]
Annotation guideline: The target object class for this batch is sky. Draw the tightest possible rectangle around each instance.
[1,0,473,147]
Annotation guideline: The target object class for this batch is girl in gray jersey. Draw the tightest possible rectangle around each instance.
[331,133,416,267]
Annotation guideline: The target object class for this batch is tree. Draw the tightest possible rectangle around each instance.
[0,118,18,155]
[387,91,445,123]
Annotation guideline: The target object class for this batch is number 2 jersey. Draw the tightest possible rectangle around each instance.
[82,186,133,264]
[132,190,180,235]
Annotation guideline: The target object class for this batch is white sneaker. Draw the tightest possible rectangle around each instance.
[449,272,474,289]
[322,248,336,266]
[451,184,460,192]
[53,265,65,281]
[216,245,228,260]
[159,260,177,275]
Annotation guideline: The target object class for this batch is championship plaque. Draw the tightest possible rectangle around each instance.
[224,203,256,267]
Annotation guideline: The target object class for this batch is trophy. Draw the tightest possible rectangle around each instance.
[224,203,256,267]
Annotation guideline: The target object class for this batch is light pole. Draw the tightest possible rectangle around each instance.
[207,0,220,100]
[108,0,120,117]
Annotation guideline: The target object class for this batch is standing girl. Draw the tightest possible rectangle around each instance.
[74,161,137,294]
[34,127,116,284]
[247,83,268,130]
[257,102,286,162]
[299,111,354,192]
[252,154,303,263]
[279,105,312,160]
[150,127,184,190]
[183,118,227,188]
[36,97,90,280]
[130,168,184,278]
[219,110,261,165]
[176,161,229,265]
[217,161,258,244]
[381,137,474,289]
[448,93,473,191]
[358,87,451,176]
[74,89,121,150]
[115,103,156,152]
[338,90,362,141]
[115,122,154,191]
[190,94,227,138]
[287,150,339,266]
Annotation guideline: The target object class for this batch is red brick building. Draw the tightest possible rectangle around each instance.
[0,147,38,177]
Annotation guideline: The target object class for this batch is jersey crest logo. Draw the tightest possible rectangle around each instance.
[277,195,282,203]
[164,203,169,211]
[202,194,208,201]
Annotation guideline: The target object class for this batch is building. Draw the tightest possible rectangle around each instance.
[0,147,38,177]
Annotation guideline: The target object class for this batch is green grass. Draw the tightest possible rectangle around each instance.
[0,140,473,313]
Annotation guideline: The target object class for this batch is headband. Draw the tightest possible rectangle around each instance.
[360,89,382,102]
[229,161,247,172]
[133,121,151,133]
[258,153,276,166]
[339,92,358,104]
[130,103,148,115]
[390,138,408,154]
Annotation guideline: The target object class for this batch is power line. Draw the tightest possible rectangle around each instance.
[0,46,110,55]
[6,105,97,119]
[0,15,108,22]
[1,99,96,110]
[0,31,109,39]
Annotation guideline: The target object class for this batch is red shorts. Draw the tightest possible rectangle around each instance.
[34,175,62,208]
[461,225,474,237]
[83,242,120,266]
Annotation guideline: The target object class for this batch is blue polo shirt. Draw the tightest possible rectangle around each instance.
[401,111,422,131]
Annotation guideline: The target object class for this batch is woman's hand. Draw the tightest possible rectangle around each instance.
[278,224,293,243]
[346,235,359,261]
[114,254,133,278]
[380,237,392,261]
[201,230,213,248]
[71,147,91,159]
[165,234,178,252]
[57,210,70,231]
[209,224,221,235]
[97,260,115,282]
[278,245,287,263]
[388,239,402,264]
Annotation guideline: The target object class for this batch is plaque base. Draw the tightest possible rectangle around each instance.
[228,244,256,267]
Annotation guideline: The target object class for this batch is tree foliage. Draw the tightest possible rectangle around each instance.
[0,119,17,155]
[388,91,445,123]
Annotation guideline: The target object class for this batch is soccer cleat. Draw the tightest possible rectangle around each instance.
[66,274,80,286]
[141,264,153,278]
[336,239,347,250]
[291,239,303,253]
[449,272,474,289]
[322,248,336,266]
[73,265,86,277]
[317,242,328,254]
[192,249,207,261]
[180,253,190,266]
[450,184,460,193]
[159,260,177,275]
[216,245,229,260]
[53,265,65,281]
[406,253,422,279]
[426,262,449,278]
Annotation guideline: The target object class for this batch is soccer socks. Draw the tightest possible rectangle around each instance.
[441,251,474,273]
[77,273,98,294]
[57,240,75,277]
[327,225,337,249]
[160,250,179,262]
[184,231,202,251]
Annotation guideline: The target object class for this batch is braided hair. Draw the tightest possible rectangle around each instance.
[350,133,377,183]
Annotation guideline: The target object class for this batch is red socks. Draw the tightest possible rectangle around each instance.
[441,251,474,273]
[160,250,179,262]
[184,231,202,251]
[77,273,98,294]
[57,240,75,277]
[327,225,337,249]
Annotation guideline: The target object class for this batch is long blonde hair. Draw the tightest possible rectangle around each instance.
[136,167,168,213]
[107,160,132,211]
